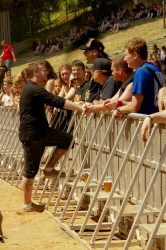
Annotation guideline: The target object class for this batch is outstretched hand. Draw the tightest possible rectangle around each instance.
[82,102,94,116]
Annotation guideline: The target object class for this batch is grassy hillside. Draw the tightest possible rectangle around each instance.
[12,16,166,75]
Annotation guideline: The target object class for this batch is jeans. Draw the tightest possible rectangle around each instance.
[4,59,12,71]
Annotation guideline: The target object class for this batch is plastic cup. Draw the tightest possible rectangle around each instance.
[82,169,90,182]
[103,176,112,192]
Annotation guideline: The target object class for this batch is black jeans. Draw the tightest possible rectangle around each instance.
[21,128,73,178]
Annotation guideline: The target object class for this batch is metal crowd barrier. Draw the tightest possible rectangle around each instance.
[0,106,166,250]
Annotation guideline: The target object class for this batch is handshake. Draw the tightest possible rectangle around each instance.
[81,99,122,118]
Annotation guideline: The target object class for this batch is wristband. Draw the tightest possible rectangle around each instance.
[116,100,123,107]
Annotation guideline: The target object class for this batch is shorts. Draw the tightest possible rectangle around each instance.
[22,128,73,179]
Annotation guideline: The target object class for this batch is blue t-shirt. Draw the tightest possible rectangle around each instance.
[132,62,164,114]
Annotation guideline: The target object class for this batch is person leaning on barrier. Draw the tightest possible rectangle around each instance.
[80,38,111,102]
[71,59,90,102]
[92,58,121,102]
[19,60,86,213]
[110,37,165,120]
[86,55,134,112]
[141,111,166,143]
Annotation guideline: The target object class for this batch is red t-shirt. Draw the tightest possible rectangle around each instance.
[3,44,13,60]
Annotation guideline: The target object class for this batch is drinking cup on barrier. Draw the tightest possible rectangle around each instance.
[82,169,90,182]
[103,176,112,192]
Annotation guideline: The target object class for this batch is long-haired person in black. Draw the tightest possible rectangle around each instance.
[80,38,112,102]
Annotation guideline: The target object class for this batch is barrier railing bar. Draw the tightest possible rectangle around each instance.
[103,124,158,250]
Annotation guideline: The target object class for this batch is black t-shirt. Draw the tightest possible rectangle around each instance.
[85,79,101,102]
[100,76,121,100]
[19,80,65,141]
[74,81,89,102]
[94,76,121,100]
[118,74,134,96]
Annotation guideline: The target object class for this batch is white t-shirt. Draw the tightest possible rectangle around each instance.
[1,93,13,107]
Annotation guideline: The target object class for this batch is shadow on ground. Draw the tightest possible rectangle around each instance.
[0,211,4,243]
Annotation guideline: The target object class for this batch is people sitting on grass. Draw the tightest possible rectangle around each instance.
[34,39,46,55]
[147,3,159,19]
[132,0,147,19]
[117,7,126,20]
[45,37,63,55]
[109,11,118,26]
[31,2,164,56]
[87,13,98,32]
[98,17,112,33]
[109,18,129,32]
[68,26,81,46]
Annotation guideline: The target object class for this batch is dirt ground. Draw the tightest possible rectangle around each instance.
[0,179,87,250]
[0,179,143,250]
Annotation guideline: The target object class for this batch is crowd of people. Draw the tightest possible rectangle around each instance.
[66,0,166,47]
[31,1,166,51]
[1,27,166,212]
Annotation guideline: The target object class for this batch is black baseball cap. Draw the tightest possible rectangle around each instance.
[93,58,111,72]
[80,38,105,51]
